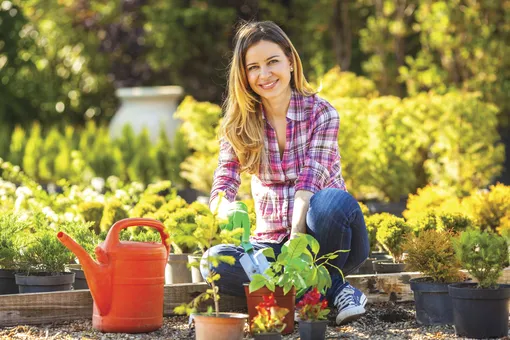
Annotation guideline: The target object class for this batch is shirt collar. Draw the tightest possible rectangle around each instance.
[260,89,308,122]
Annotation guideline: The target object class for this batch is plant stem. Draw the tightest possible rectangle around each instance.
[211,277,219,317]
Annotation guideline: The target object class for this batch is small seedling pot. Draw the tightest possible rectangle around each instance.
[298,319,328,340]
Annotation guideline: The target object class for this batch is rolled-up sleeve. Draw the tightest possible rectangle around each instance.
[295,103,345,193]
[210,137,241,205]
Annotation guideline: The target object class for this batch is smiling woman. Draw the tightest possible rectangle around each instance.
[204,20,370,327]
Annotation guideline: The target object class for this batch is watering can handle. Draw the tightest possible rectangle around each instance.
[105,218,170,255]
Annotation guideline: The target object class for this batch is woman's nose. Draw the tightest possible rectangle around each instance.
[260,66,271,78]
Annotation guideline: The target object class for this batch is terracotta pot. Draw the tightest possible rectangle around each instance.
[193,312,247,340]
[244,284,295,335]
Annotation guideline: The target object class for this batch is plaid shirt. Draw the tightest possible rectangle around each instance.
[210,90,346,243]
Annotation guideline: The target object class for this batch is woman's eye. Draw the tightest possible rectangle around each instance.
[269,59,278,64]
[248,65,258,71]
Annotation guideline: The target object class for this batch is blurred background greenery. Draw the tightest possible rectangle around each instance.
[0,0,508,202]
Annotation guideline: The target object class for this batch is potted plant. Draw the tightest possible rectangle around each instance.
[404,229,465,325]
[296,287,330,340]
[0,214,26,294]
[448,228,510,338]
[250,293,289,340]
[163,204,202,283]
[174,197,248,340]
[15,227,76,293]
[374,214,412,273]
[247,233,347,334]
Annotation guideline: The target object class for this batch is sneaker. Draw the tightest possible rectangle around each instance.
[334,283,367,325]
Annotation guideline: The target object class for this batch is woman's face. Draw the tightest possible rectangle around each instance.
[244,40,292,102]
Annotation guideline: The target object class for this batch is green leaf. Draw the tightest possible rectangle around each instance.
[287,235,308,259]
[305,234,320,254]
[261,247,275,259]
[249,275,266,292]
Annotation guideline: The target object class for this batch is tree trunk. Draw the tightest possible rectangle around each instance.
[332,0,352,71]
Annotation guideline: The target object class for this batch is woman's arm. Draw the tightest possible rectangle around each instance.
[290,189,313,238]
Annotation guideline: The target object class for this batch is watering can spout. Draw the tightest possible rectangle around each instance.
[57,231,112,316]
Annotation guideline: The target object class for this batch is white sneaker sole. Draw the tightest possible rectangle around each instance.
[336,305,366,325]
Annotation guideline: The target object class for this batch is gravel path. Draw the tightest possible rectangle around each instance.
[1,302,508,339]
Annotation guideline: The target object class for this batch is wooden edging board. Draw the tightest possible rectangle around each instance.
[1,268,509,327]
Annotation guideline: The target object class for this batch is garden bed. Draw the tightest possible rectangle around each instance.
[0,301,469,339]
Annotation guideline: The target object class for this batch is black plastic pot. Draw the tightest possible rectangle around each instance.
[409,277,454,325]
[253,332,282,340]
[69,268,88,290]
[356,257,376,275]
[0,269,18,295]
[448,282,510,338]
[15,272,75,293]
[372,260,406,273]
[298,320,328,340]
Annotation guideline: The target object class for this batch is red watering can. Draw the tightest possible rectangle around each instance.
[57,218,170,333]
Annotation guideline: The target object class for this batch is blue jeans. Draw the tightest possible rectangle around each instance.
[200,188,369,305]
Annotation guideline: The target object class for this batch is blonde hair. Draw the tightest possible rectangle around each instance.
[221,21,316,175]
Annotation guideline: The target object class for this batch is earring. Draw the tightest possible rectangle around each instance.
[290,67,294,72]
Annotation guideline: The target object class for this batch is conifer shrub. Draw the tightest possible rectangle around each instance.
[375,214,412,263]
[453,229,508,289]
[404,229,464,283]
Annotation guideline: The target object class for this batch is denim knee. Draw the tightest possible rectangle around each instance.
[308,188,361,226]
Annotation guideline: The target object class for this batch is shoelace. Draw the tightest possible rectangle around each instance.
[334,286,356,310]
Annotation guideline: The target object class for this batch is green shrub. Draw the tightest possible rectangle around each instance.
[411,211,474,235]
[152,196,188,222]
[454,229,508,289]
[22,122,43,181]
[316,66,379,101]
[375,214,412,262]
[9,125,27,167]
[0,214,28,269]
[463,183,510,233]
[365,213,388,252]
[78,201,104,235]
[403,184,462,222]
[404,229,464,283]
[100,198,128,233]
[17,229,74,274]
[60,220,101,258]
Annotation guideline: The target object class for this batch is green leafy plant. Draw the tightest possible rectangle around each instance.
[251,293,289,334]
[296,287,330,321]
[249,233,348,297]
[173,194,235,317]
[375,214,412,263]
[453,229,508,289]
[59,220,101,260]
[0,214,28,269]
[404,229,464,283]
[17,229,74,275]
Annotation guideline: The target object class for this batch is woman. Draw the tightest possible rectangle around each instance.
[202,21,369,325]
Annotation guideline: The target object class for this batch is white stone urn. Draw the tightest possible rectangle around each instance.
[109,86,184,142]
